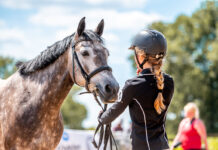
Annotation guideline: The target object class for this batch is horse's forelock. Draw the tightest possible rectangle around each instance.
[84,30,104,44]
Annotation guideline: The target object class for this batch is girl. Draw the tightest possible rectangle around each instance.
[99,29,174,150]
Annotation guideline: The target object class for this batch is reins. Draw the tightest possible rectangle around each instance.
[91,93,118,150]
[71,38,118,150]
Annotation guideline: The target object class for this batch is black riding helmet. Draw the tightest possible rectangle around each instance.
[129,29,167,69]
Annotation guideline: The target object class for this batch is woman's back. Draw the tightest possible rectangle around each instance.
[128,68,174,150]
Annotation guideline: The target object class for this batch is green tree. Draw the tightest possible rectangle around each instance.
[61,86,87,129]
[129,1,218,134]
[0,56,16,79]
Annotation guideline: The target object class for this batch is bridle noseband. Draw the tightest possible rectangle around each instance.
[71,39,112,91]
[71,38,118,150]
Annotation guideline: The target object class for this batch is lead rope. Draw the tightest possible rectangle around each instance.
[79,92,118,150]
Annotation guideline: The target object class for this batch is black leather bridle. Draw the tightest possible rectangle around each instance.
[71,39,112,92]
[71,38,118,150]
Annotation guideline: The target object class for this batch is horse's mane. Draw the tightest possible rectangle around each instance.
[16,30,103,75]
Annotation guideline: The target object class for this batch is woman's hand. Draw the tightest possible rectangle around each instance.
[169,146,174,150]
[170,119,185,150]
[136,68,142,75]
[98,110,103,117]
[98,110,103,124]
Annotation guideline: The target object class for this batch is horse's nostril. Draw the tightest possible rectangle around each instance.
[105,84,112,93]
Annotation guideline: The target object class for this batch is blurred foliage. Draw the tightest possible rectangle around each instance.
[0,56,87,129]
[86,127,96,130]
[0,56,16,79]
[61,86,87,129]
[129,1,218,134]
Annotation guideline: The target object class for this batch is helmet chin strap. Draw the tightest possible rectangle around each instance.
[134,50,148,70]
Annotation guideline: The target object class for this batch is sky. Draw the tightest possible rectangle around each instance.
[0,0,204,129]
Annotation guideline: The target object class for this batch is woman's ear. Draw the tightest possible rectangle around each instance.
[137,53,144,63]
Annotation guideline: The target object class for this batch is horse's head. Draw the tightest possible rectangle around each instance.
[69,17,119,103]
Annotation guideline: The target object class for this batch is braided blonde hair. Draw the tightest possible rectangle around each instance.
[136,48,165,114]
[152,61,165,114]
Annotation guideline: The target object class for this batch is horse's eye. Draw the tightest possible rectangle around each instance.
[81,51,89,56]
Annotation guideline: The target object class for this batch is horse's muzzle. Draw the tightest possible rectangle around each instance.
[95,81,119,104]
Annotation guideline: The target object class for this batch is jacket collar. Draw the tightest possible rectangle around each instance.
[140,68,152,75]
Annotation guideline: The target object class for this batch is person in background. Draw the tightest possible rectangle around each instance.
[98,29,174,150]
[114,119,124,132]
[127,121,132,134]
[170,102,208,150]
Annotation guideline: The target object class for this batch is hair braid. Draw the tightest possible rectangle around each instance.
[152,61,166,114]
[135,48,166,114]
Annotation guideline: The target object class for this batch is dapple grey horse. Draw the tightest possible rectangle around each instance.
[0,17,119,150]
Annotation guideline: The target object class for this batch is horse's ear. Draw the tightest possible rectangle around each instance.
[75,17,86,40]
[95,19,104,36]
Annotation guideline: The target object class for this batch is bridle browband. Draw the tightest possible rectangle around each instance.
[71,38,112,91]
[71,37,118,150]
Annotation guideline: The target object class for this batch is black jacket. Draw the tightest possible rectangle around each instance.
[99,68,174,150]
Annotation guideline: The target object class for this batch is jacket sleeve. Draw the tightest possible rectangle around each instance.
[164,76,174,105]
[98,80,135,124]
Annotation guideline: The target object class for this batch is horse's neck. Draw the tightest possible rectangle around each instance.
[24,49,73,110]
